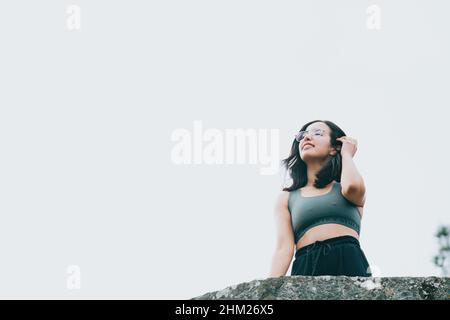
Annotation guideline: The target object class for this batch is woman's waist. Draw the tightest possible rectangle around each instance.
[296,222,360,247]
[295,229,360,257]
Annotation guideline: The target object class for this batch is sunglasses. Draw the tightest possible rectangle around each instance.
[295,128,326,142]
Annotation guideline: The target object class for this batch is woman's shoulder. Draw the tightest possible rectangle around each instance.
[276,188,297,209]
[273,190,291,218]
[277,189,290,203]
[334,181,365,209]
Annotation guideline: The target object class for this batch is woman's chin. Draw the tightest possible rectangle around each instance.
[300,152,321,161]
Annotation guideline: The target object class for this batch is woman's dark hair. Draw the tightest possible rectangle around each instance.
[282,120,346,192]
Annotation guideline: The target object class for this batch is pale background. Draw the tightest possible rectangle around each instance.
[0,0,448,299]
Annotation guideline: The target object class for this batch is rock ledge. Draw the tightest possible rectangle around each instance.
[192,276,450,300]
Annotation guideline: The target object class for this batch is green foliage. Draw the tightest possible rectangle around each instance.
[433,225,450,276]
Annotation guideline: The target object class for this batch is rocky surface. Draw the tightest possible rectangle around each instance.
[192,276,450,300]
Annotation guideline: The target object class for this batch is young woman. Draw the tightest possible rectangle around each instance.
[269,120,372,277]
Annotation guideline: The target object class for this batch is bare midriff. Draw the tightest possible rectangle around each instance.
[295,223,359,251]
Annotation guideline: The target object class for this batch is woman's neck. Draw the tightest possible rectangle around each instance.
[305,161,323,187]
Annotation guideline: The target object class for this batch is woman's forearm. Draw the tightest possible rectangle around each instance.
[268,248,294,278]
[340,153,364,190]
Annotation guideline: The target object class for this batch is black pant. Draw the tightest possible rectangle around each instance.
[291,235,372,277]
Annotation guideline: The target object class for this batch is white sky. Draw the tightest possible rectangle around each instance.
[0,1,448,299]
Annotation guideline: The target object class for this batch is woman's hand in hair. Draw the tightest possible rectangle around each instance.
[336,136,358,158]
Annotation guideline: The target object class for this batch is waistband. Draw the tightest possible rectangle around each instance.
[295,235,360,258]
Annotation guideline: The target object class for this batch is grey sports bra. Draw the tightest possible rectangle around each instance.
[288,181,361,244]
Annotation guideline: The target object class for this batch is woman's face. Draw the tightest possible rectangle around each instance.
[298,122,337,161]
